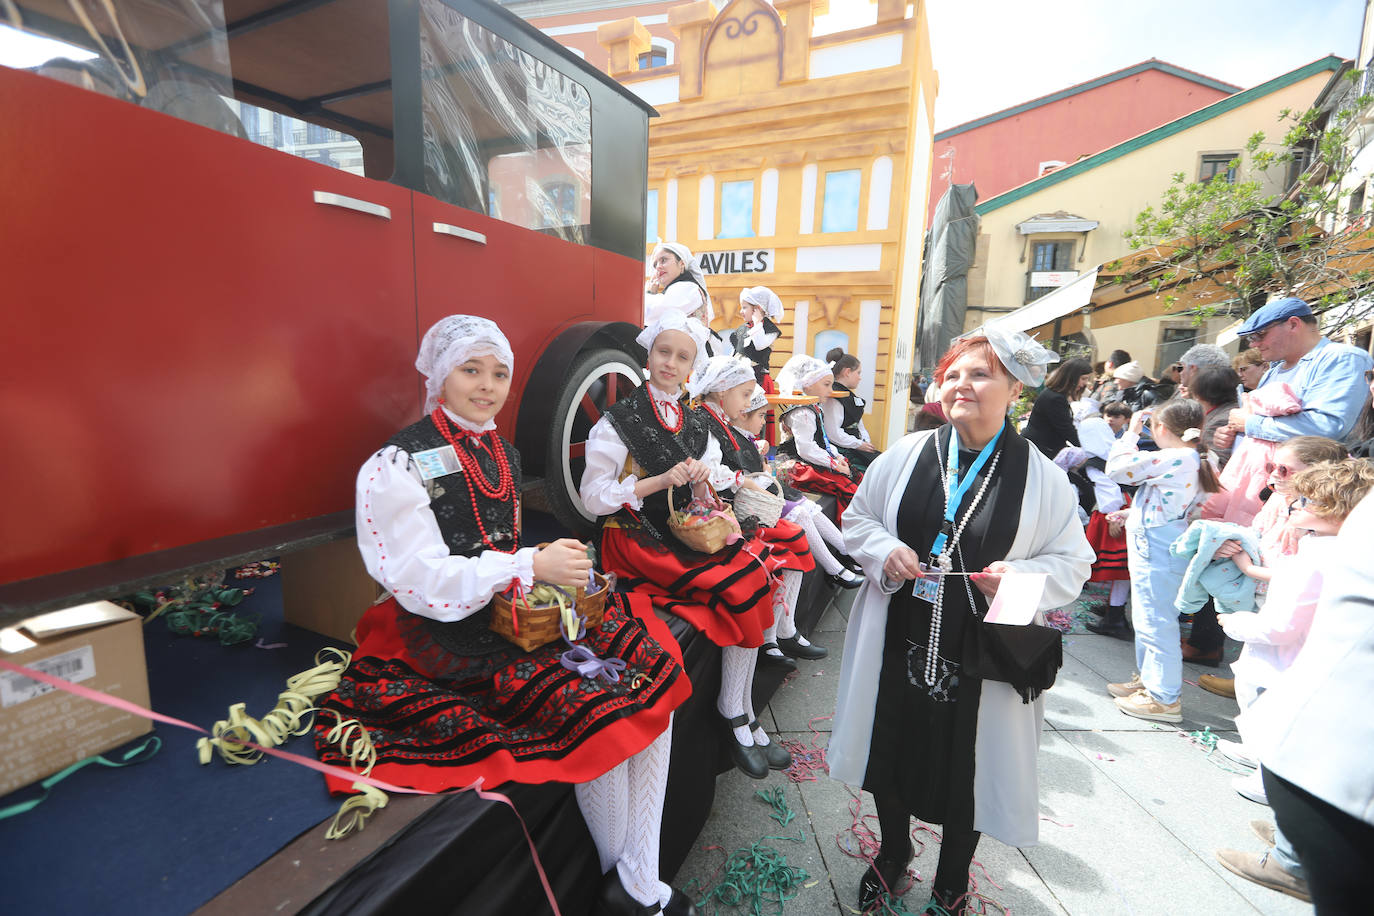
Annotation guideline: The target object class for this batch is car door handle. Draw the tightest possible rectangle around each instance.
[432,222,487,245]
[313,191,391,220]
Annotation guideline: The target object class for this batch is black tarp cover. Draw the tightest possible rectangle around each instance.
[917,183,980,371]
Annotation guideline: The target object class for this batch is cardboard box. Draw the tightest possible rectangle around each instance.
[281,538,385,645]
[0,601,152,796]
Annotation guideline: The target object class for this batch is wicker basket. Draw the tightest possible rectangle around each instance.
[733,482,784,528]
[490,569,612,652]
[668,484,737,554]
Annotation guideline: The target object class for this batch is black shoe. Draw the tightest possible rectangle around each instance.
[597,869,662,915]
[1085,606,1132,640]
[857,839,914,911]
[828,569,863,589]
[778,634,828,660]
[722,713,769,779]
[756,643,798,671]
[749,720,792,770]
[1083,601,1109,617]
[664,888,697,916]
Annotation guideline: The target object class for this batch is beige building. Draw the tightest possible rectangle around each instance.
[966,56,1342,376]
[516,0,938,446]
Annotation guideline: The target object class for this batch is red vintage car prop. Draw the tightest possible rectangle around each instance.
[0,0,654,623]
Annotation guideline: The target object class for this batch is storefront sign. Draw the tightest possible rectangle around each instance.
[1030,270,1078,288]
[698,249,773,275]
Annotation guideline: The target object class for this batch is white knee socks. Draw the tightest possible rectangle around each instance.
[718,645,757,745]
[774,569,803,640]
[1109,579,1130,606]
[788,503,844,575]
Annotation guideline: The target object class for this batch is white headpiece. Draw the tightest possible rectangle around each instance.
[966,323,1060,387]
[687,354,757,399]
[740,286,783,321]
[747,384,769,413]
[1078,416,1116,462]
[415,315,514,414]
[636,310,709,378]
[1071,397,1101,423]
[650,241,712,321]
[776,353,834,393]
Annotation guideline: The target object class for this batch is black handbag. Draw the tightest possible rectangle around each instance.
[966,617,1062,704]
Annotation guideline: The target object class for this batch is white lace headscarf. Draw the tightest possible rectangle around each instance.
[747,384,769,413]
[967,323,1060,387]
[740,286,783,321]
[686,354,757,399]
[636,310,709,379]
[1078,416,1117,462]
[776,353,834,394]
[650,241,712,321]
[416,315,514,414]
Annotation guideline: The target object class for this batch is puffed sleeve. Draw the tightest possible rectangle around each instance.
[579,416,644,515]
[822,398,865,449]
[746,321,780,350]
[700,433,744,492]
[356,447,536,623]
[787,408,835,466]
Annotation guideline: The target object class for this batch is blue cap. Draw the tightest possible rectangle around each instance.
[1238,297,1313,336]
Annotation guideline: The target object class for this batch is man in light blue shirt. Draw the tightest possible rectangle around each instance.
[1215,298,1373,449]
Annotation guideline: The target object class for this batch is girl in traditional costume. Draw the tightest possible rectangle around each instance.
[775,353,860,515]
[314,316,695,916]
[830,326,1093,915]
[580,313,780,780]
[733,286,783,386]
[688,355,827,665]
[644,241,731,358]
[735,385,864,593]
[824,347,881,473]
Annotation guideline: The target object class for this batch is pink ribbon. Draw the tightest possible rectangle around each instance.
[0,657,562,916]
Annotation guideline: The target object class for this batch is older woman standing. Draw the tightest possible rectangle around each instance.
[830,326,1093,915]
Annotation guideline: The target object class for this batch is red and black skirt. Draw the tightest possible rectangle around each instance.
[600,525,775,649]
[782,461,858,517]
[1086,502,1130,582]
[751,518,814,574]
[313,592,690,794]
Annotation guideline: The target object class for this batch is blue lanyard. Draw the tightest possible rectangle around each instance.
[930,428,999,558]
[813,405,836,455]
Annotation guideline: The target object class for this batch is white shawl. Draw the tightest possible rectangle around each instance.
[830,429,1093,846]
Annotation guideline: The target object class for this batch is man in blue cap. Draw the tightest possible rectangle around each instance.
[1213,297,1372,520]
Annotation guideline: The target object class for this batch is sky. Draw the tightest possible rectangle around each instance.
[817,0,1367,132]
[3,0,1364,131]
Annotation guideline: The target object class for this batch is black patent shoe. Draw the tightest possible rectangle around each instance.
[778,634,828,660]
[597,869,662,915]
[828,568,864,589]
[756,642,798,671]
[857,840,915,911]
[664,887,697,916]
[749,719,792,770]
[1085,606,1133,641]
[722,712,769,779]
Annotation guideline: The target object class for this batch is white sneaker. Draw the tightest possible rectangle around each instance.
[1217,738,1257,769]
[1234,770,1269,806]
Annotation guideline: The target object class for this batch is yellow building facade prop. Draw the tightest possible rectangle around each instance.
[578,0,936,446]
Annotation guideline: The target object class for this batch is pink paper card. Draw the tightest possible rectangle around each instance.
[984,572,1047,625]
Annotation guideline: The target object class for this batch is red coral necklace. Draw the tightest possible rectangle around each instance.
[430,408,518,552]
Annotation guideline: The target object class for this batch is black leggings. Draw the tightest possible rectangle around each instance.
[876,793,981,905]
[1264,768,1374,913]
[1186,599,1224,652]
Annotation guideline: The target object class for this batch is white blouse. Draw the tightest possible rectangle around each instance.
[820,397,870,448]
[744,321,779,351]
[579,384,736,515]
[356,407,536,624]
[784,407,838,468]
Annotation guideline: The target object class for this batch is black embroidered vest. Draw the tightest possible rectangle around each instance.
[695,404,756,473]
[604,385,709,538]
[832,381,866,438]
[385,416,521,655]
[776,404,830,467]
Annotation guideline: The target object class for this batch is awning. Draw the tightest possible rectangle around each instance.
[1215,319,1244,347]
[1016,215,1099,234]
[988,269,1098,333]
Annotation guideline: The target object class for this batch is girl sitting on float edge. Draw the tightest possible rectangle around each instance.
[688,355,829,665]
[775,353,861,516]
[735,385,863,593]
[824,347,881,474]
[579,312,781,780]
[313,316,695,916]
[733,286,783,386]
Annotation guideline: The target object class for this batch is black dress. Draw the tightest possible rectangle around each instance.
[1022,388,1079,458]
[862,422,1028,825]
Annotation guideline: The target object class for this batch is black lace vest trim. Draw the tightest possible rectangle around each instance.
[733,317,778,377]
[696,404,755,473]
[604,386,709,538]
[776,404,829,465]
[832,381,866,435]
[385,417,523,656]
